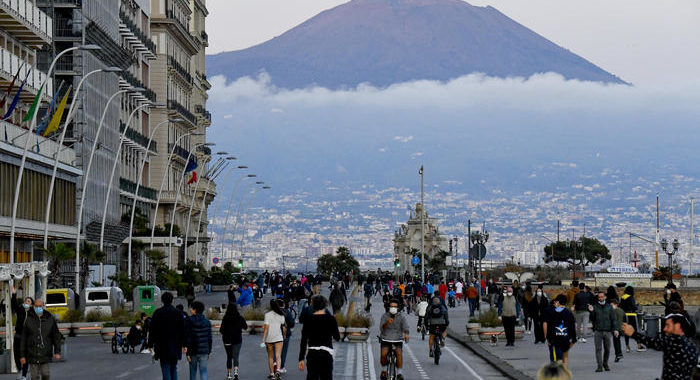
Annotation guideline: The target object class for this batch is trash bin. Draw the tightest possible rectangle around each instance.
[644,315,660,339]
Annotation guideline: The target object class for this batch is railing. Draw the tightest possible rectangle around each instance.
[36,0,81,6]
[194,104,211,122]
[169,143,191,162]
[55,55,74,72]
[200,30,208,43]
[119,121,157,152]
[54,18,80,38]
[120,177,157,201]
[119,70,156,102]
[0,0,53,41]
[198,145,211,156]
[168,56,192,83]
[119,9,156,54]
[167,99,196,125]
[0,46,52,94]
[165,8,189,33]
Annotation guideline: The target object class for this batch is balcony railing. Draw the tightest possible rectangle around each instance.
[168,56,192,84]
[167,99,196,125]
[119,70,156,102]
[165,8,189,33]
[0,46,52,95]
[200,30,208,43]
[119,9,156,54]
[194,104,211,122]
[169,143,191,161]
[119,121,157,152]
[54,18,80,38]
[120,177,157,201]
[0,0,53,44]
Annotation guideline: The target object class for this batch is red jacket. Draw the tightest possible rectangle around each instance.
[439,283,448,300]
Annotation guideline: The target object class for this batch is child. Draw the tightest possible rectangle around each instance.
[448,289,457,308]
[127,320,145,352]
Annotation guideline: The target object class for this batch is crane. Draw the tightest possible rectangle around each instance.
[628,232,656,268]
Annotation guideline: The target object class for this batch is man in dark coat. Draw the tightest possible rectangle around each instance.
[150,292,185,380]
[20,299,63,380]
[184,301,212,380]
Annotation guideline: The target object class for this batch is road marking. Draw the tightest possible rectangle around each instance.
[344,342,354,378]
[404,344,430,380]
[133,364,150,371]
[367,341,377,380]
[356,343,363,379]
[115,371,132,378]
[445,346,484,380]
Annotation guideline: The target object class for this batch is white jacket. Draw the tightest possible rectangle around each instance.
[415,301,429,317]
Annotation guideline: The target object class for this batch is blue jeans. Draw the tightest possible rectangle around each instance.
[160,360,178,380]
[189,354,209,380]
[468,298,477,316]
[280,334,291,368]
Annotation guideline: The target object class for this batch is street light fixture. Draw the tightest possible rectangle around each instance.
[660,238,680,283]
[470,227,489,305]
[183,147,217,262]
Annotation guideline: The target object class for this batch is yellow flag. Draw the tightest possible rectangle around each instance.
[43,86,71,137]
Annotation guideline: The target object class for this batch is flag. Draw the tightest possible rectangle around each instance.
[22,83,43,123]
[187,171,197,184]
[36,82,64,136]
[419,165,423,175]
[2,68,32,120]
[185,158,198,172]
[42,86,71,137]
[0,63,23,109]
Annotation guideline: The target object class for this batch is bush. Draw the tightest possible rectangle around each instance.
[348,311,372,328]
[84,309,107,322]
[334,312,348,328]
[242,307,266,321]
[205,308,221,320]
[63,309,83,323]
[110,308,139,325]
[475,309,502,328]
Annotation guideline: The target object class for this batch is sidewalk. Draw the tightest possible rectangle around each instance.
[449,302,664,380]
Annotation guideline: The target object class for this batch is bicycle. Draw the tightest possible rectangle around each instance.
[419,323,426,341]
[111,325,130,354]
[432,334,442,365]
[378,336,402,380]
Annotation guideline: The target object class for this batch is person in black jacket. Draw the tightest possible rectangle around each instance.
[149,292,185,380]
[543,295,576,366]
[185,301,212,380]
[620,286,646,352]
[529,287,549,344]
[298,295,340,380]
[220,304,247,380]
[20,299,63,380]
[11,286,32,378]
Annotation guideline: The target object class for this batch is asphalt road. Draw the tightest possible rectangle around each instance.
[0,289,504,380]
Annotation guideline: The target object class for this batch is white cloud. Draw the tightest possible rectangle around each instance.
[393,135,414,143]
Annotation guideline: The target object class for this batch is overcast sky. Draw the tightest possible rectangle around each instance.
[206,0,700,86]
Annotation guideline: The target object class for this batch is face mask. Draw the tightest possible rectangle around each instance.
[136,325,142,330]
[34,307,43,316]
[555,306,564,312]
[503,292,507,295]
[389,307,398,314]
[598,300,605,305]
[612,304,617,309]
[666,289,671,295]
[22,303,30,310]
[536,291,542,296]
[507,292,513,297]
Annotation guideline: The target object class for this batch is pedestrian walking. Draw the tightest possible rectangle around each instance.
[363,281,374,311]
[11,286,32,379]
[543,295,576,366]
[572,283,591,343]
[19,299,63,380]
[605,286,619,304]
[184,301,212,380]
[262,299,287,379]
[220,304,247,380]
[455,279,463,306]
[523,285,533,335]
[298,295,341,380]
[589,291,618,372]
[622,314,698,380]
[329,283,345,315]
[150,292,185,380]
[610,299,625,362]
[466,283,478,317]
[529,287,549,344]
[498,286,521,346]
[279,300,296,374]
[487,279,499,308]
[620,286,646,352]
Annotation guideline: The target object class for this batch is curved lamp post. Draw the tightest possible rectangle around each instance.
[99,101,164,252]
[44,66,121,249]
[126,118,182,277]
[219,174,256,260]
[181,153,214,262]
[238,185,270,257]
[167,142,215,267]
[229,181,263,259]
[9,44,101,264]
[75,87,144,292]
[206,166,247,240]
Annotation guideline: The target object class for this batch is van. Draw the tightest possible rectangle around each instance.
[133,285,161,316]
[80,287,125,317]
[45,288,75,321]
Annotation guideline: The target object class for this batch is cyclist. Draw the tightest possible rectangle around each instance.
[414,296,429,333]
[425,293,449,357]
[380,298,409,380]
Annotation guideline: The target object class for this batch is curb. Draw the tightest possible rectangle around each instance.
[447,327,534,380]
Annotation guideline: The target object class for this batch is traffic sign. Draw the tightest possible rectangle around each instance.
[470,244,487,260]
[411,256,420,265]
[212,257,220,265]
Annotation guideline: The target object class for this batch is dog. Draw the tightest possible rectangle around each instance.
[490,334,498,346]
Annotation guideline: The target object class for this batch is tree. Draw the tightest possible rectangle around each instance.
[39,242,75,288]
[426,249,449,273]
[317,246,360,277]
[145,249,167,283]
[543,237,611,268]
[79,242,105,290]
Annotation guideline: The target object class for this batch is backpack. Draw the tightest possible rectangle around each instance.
[393,287,402,298]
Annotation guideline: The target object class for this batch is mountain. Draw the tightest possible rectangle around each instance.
[207,0,626,89]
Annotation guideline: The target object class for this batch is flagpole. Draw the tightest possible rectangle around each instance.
[45,68,119,250]
[99,99,154,252]
[9,45,98,265]
[182,154,213,263]
[149,132,201,251]
[167,142,208,268]
[126,118,178,278]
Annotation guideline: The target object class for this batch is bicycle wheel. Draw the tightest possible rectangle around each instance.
[388,354,396,380]
[434,340,441,365]
[421,327,425,340]
[122,340,130,353]
[111,336,118,353]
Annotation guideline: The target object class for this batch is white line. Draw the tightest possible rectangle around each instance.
[367,341,377,380]
[133,364,150,371]
[404,344,430,380]
[445,346,484,380]
[115,371,132,379]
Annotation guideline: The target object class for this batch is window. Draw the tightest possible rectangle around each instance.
[47,293,66,305]
[88,291,109,301]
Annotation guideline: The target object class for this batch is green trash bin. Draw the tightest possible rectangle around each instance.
[133,286,161,316]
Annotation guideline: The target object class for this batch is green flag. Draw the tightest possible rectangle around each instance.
[22,83,44,123]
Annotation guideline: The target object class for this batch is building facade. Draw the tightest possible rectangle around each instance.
[393,203,449,274]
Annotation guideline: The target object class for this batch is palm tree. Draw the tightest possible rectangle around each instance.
[39,243,75,288]
[79,242,105,289]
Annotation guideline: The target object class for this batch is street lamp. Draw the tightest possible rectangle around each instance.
[75,87,144,292]
[660,238,680,283]
[126,118,184,277]
[182,151,216,262]
[99,101,165,252]
[237,183,268,257]
[9,44,102,264]
[219,174,256,260]
[470,227,489,301]
[44,66,122,250]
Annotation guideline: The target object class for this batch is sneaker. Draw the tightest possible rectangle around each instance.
[603,365,610,371]
[233,375,239,380]
[397,374,404,380]
[267,375,275,379]
[614,356,622,362]
[580,338,587,343]
[278,368,287,374]
[637,346,647,352]
[226,374,233,380]
[626,346,631,353]
[381,370,388,380]
[595,367,603,373]
[429,351,434,357]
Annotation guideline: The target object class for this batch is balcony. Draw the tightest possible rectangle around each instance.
[118,70,156,102]
[36,0,81,7]
[168,143,191,162]
[54,18,80,40]
[200,30,208,46]
[168,56,192,84]
[1,119,74,166]
[119,121,157,153]
[167,99,196,126]
[0,46,52,101]
[0,0,53,46]
[194,104,211,124]
[165,8,189,33]
[119,177,157,201]
[118,9,157,57]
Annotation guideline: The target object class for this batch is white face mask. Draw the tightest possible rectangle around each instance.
[536,291,543,296]
[666,289,671,295]
[507,292,513,297]
[389,307,398,314]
